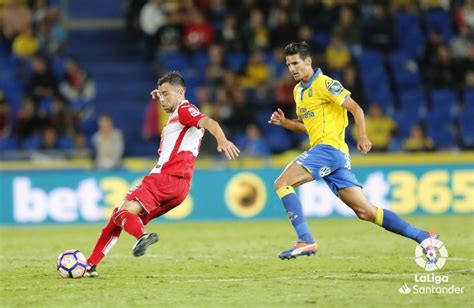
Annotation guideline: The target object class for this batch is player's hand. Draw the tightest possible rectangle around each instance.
[357,135,372,155]
[150,89,160,100]
[268,108,286,126]
[217,139,240,160]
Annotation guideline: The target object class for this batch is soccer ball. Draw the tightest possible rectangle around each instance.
[56,249,87,278]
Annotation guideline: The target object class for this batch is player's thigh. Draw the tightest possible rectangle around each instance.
[274,162,313,189]
[141,179,190,225]
[119,200,146,215]
[338,186,376,218]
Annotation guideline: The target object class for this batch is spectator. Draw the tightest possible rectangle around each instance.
[450,24,473,60]
[353,104,397,152]
[205,44,226,90]
[45,98,74,136]
[26,56,58,101]
[39,126,58,150]
[0,92,12,139]
[16,97,43,141]
[183,8,214,51]
[207,0,228,29]
[420,0,450,11]
[362,3,395,53]
[32,0,48,23]
[275,71,296,115]
[243,9,269,51]
[125,0,148,37]
[216,14,244,51]
[1,0,32,44]
[456,0,474,28]
[155,9,183,52]
[12,27,38,59]
[298,0,330,33]
[429,45,459,89]
[325,33,351,72]
[269,9,296,49]
[226,87,254,134]
[139,0,166,60]
[332,6,361,55]
[461,42,474,88]
[45,7,68,56]
[341,64,365,109]
[297,25,315,46]
[402,124,434,152]
[92,115,124,169]
[59,58,96,103]
[423,30,445,68]
[239,50,270,88]
[70,132,91,159]
[242,124,270,157]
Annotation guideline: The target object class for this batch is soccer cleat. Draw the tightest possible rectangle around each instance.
[428,230,439,240]
[84,265,98,278]
[278,241,319,260]
[132,233,159,257]
[422,230,440,261]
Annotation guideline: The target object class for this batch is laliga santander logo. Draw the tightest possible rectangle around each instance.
[415,238,448,271]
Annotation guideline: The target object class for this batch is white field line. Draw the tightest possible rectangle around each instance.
[1,255,474,262]
[164,269,474,284]
[2,270,473,288]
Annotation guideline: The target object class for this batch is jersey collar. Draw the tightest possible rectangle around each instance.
[300,68,322,90]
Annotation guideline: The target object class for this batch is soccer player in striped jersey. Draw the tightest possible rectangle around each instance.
[85,71,239,277]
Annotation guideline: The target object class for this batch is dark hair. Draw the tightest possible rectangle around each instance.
[157,71,186,88]
[284,41,312,60]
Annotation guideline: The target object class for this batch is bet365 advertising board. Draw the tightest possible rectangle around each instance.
[0,164,472,224]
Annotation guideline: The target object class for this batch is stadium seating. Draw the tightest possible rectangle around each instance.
[424,9,454,42]
[357,50,395,110]
[459,89,474,147]
[394,12,425,57]
[389,51,422,91]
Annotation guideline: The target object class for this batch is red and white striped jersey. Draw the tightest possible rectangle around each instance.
[150,100,206,179]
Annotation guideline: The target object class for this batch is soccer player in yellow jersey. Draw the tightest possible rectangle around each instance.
[269,42,438,260]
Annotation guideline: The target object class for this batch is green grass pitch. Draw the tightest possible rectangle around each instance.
[1,216,473,307]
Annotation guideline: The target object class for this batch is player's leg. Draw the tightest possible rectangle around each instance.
[85,207,123,277]
[338,186,435,243]
[274,161,318,259]
[112,200,159,257]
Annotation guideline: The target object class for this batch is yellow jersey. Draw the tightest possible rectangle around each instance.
[293,68,351,154]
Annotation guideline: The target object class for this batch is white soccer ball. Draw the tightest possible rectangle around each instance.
[57,249,87,278]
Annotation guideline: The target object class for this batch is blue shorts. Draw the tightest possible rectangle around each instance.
[294,144,362,196]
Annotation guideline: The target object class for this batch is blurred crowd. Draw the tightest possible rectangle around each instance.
[1,0,474,167]
[128,0,474,155]
[0,0,125,168]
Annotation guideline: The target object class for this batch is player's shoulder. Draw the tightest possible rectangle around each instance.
[178,101,201,114]
[316,74,345,96]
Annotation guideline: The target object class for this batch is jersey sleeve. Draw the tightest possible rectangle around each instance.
[322,77,351,105]
[178,103,207,127]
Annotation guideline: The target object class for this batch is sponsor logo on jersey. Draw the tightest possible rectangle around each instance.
[326,80,344,96]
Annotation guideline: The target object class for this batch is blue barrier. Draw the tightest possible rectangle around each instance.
[1,165,472,225]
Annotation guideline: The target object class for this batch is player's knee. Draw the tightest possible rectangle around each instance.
[274,177,289,190]
[355,208,375,222]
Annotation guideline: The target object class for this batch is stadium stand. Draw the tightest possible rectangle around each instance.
[0,0,473,162]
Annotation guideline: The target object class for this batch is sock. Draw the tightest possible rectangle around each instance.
[113,209,146,239]
[277,186,314,244]
[87,208,122,266]
[375,208,430,243]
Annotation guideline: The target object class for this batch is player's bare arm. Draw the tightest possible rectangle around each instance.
[198,117,240,160]
[268,108,307,133]
[342,97,372,155]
